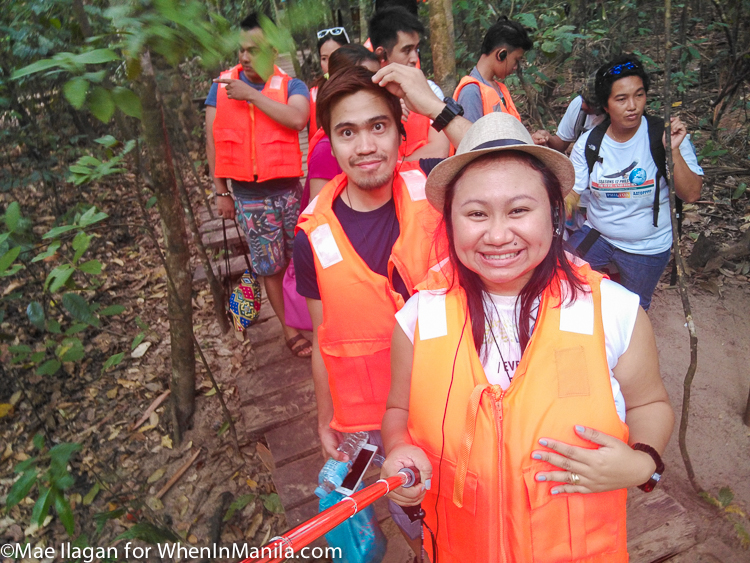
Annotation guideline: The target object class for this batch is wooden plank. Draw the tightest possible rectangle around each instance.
[202,227,246,251]
[237,356,312,400]
[626,489,698,563]
[271,452,321,510]
[198,217,232,234]
[193,254,250,283]
[241,379,316,435]
[265,413,320,466]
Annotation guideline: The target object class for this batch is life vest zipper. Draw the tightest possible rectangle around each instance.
[493,389,509,563]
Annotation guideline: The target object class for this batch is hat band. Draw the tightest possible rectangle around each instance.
[471,138,527,151]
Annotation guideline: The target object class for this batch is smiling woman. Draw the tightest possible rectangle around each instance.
[379,112,675,562]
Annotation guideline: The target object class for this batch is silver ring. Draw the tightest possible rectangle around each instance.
[570,473,581,486]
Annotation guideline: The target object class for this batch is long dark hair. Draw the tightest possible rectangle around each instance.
[441,151,585,355]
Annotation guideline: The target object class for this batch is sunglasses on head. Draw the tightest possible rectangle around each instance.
[317,27,350,42]
[604,61,641,76]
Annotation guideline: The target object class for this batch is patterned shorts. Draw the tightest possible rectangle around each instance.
[234,183,301,276]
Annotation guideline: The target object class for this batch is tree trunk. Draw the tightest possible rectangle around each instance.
[744,386,750,427]
[358,0,369,43]
[428,0,457,95]
[136,51,196,444]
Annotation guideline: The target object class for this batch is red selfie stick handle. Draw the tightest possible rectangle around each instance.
[244,467,420,563]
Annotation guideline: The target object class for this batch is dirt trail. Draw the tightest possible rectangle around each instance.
[649,283,750,558]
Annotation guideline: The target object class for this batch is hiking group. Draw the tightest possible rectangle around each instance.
[205,1,704,560]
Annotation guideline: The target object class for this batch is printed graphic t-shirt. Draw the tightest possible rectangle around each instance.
[570,116,703,254]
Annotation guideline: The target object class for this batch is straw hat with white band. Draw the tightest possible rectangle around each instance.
[424,112,576,211]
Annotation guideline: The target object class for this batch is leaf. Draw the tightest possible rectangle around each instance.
[99,304,125,316]
[49,443,81,476]
[0,403,14,418]
[718,486,734,508]
[43,224,78,239]
[515,12,538,30]
[47,265,74,292]
[131,341,151,358]
[79,206,108,227]
[146,196,157,209]
[94,507,126,535]
[11,58,61,79]
[89,87,115,123]
[113,521,180,544]
[36,359,61,376]
[732,183,747,200]
[223,494,256,522]
[5,201,21,232]
[31,240,61,263]
[73,49,120,65]
[132,332,145,350]
[27,301,45,330]
[47,319,62,334]
[0,246,21,275]
[63,293,93,324]
[6,469,38,509]
[216,420,229,435]
[31,486,53,526]
[147,467,167,484]
[103,352,124,371]
[72,231,91,263]
[63,77,90,109]
[54,489,76,536]
[95,135,119,148]
[112,87,142,118]
[78,259,102,274]
[56,337,85,362]
[65,322,88,335]
[33,433,45,449]
[262,493,284,514]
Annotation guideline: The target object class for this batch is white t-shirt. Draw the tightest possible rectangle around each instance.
[570,116,704,254]
[395,279,640,422]
[556,95,606,142]
[428,79,444,100]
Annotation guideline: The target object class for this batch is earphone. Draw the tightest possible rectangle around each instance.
[498,50,507,62]
[552,205,562,237]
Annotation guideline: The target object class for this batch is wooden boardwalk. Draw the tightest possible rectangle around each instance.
[193,53,714,562]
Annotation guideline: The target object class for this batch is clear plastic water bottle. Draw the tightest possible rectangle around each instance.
[320,484,387,563]
[314,431,369,499]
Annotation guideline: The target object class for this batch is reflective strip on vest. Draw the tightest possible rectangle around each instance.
[399,169,427,201]
[310,223,343,269]
[559,282,595,335]
[417,290,447,340]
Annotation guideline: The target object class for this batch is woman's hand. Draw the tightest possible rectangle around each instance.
[532,425,656,494]
[381,444,432,506]
[216,195,235,219]
[532,130,551,146]
[318,425,346,462]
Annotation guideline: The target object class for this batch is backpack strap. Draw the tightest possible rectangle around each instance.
[585,118,610,176]
[645,114,667,228]
[573,106,588,141]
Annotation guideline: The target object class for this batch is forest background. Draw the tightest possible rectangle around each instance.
[1,0,750,561]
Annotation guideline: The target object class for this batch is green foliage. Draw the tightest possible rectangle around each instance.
[67,138,135,185]
[6,438,81,536]
[113,521,180,544]
[223,494,256,522]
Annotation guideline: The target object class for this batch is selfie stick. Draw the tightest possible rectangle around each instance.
[244,467,421,563]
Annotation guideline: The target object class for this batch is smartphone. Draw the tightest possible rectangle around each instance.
[336,443,378,496]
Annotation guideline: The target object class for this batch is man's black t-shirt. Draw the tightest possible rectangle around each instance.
[293,196,410,301]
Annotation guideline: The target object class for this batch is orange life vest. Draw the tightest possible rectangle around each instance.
[213,65,302,182]
[400,111,430,158]
[307,127,327,167]
[296,163,444,432]
[408,261,629,563]
[453,75,522,121]
[309,85,318,132]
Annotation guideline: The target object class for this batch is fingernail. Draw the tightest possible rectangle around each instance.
[532,453,542,460]
[538,439,548,446]
[536,475,546,481]
[551,489,559,495]
[424,479,431,491]
[575,425,585,433]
